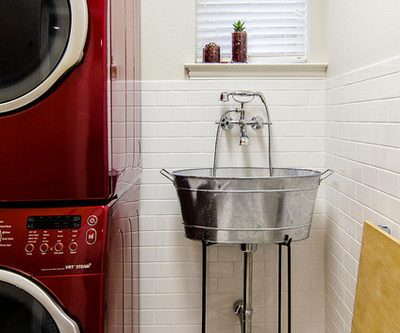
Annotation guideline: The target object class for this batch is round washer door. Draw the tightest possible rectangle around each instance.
[0,0,88,114]
[0,269,80,333]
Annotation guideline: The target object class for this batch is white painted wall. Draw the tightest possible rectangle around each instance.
[326,0,400,77]
[324,1,400,332]
[141,0,196,80]
[141,0,327,80]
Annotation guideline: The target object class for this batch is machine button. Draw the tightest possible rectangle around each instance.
[25,244,34,253]
[54,243,64,252]
[39,243,49,253]
[69,242,78,252]
[87,215,98,226]
[86,229,97,245]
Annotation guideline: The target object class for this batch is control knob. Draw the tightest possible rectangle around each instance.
[25,244,34,253]
[40,243,49,253]
[69,242,78,252]
[54,243,64,252]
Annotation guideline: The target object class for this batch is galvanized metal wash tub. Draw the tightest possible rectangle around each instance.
[161,167,332,244]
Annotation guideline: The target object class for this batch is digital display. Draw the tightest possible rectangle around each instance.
[27,215,81,229]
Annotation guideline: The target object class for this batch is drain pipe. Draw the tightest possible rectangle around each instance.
[234,244,257,333]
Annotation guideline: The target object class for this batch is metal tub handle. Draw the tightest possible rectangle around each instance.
[320,169,334,183]
[160,169,175,182]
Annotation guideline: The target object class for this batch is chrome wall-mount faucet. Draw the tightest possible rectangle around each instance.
[214,90,273,175]
[218,91,271,146]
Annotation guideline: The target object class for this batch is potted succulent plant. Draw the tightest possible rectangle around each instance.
[203,42,221,63]
[232,20,247,63]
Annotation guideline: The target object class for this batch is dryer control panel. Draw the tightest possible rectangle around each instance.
[0,206,108,276]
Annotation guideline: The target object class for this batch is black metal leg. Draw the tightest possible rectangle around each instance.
[202,241,207,333]
[287,237,292,333]
[278,243,282,333]
[277,235,292,333]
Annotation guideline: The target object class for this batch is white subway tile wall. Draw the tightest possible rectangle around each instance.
[140,79,326,332]
[325,56,400,333]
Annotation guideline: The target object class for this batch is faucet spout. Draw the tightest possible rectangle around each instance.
[240,131,249,146]
[239,123,249,145]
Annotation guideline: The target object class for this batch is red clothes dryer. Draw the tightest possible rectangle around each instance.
[0,0,140,203]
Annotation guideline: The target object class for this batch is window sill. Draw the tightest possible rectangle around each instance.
[184,63,328,79]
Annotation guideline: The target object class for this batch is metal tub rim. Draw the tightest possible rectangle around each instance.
[171,167,322,181]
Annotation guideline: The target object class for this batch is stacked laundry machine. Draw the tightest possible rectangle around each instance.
[0,0,140,332]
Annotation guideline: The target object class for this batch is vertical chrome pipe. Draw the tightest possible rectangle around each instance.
[255,92,273,176]
[213,110,236,176]
[241,244,257,333]
[243,251,253,333]
[212,124,222,177]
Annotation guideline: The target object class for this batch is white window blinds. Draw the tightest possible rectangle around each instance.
[196,0,307,63]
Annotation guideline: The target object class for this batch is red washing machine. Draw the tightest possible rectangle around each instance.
[0,196,139,333]
[0,0,141,332]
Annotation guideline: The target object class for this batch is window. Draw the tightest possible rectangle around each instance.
[196,0,307,63]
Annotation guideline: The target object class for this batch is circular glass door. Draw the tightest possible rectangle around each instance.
[0,269,80,333]
[0,281,59,332]
[0,0,88,113]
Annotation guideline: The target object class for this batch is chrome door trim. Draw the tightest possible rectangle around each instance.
[0,269,80,333]
[0,0,88,113]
